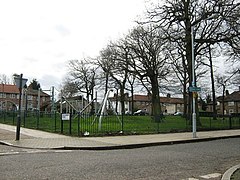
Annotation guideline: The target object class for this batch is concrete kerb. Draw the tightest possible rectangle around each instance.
[0,140,65,150]
[1,134,240,151]
[60,135,240,150]
[221,164,240,180]
[0,140,15,147]
[1,123,240,150]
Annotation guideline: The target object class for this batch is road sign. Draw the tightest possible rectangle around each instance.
[189,87,201,92]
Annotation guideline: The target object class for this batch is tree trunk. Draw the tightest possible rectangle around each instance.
[183,81,188,117]
[184,1,193,120]
[120,85,125,115]
[131,85,134,115]
[209,45,217,119]
[150,75,161,117]
[105,74,109,95]
[222,86,225,119]
[115,89,119,114]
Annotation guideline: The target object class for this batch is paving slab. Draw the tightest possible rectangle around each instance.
[1,123,240,150]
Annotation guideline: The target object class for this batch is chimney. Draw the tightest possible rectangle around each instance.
[226,90,229,96]
[167,93,171,98]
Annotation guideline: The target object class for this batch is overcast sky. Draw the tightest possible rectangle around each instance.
[0,0,158,91]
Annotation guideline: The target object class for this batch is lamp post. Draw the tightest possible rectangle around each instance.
[191,25,197,138]
[14,74,28,141]
[190,14,220,138]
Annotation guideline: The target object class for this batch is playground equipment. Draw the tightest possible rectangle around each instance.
[92,89,122,131]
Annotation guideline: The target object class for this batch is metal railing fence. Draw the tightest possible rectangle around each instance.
[0,110,239,137]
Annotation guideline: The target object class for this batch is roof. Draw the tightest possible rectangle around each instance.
[160,97,184,104]
[0,84,50,97]
[27,89,50,97]
[130,94,184,104]
[218,91,240,102]
[0,84,19,93]
[132,95,151,101]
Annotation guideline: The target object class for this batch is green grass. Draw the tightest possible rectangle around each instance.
[0,110,239,137]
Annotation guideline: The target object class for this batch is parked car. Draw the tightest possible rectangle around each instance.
[125,111,132,115]
[133,109,149,116]
[174,112,183,116]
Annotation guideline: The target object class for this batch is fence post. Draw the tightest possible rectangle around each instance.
[36,110,40,129]
[54,111,57,132]
[210,117,212,129]
[239,116,240,128]
[12,111,15,125]
[121,113,124,133]
[23,110,26,127]
[61,113,63,134]
[3,110,6,122]
[229,115,232,129]
[69,113,72,135]
[78,113,80,136]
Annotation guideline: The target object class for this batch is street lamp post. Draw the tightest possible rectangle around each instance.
[14,74,28,141]
[190,14,220,138]
[191,26,197,138]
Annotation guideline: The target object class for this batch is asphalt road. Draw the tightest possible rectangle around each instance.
[0,138,240,180]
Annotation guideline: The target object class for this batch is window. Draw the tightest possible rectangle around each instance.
[28,103,33,109]
[228,102,234,106]
[0,93,6,98]
[28,95,33,100]
[9,94,16,99]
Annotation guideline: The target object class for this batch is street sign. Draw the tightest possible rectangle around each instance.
[61,113,70,121]
[189,87,201,92]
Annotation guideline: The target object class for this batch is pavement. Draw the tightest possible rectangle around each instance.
[0,123,240,179]
[1,123,240,150]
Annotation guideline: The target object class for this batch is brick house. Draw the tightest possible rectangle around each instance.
[215,90,240,115]
[0,84,51,111]
[110,93,184,115]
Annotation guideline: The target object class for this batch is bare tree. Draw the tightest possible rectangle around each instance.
[98,45,117,96]
[126,73,137,115]
[60,77,79,98]
[145,0,240,119]
[216,69,240,116]
[99,39,131,114]
[126,25,170,117]
[67,59,98,104]
[0,74,10,84]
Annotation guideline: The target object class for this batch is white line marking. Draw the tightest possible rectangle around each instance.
[0,152,20,156]
[200,173,221,179]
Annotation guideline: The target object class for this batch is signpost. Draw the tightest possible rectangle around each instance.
[189,87,201,92]
[61,113,72,135]
[14,74,28,141]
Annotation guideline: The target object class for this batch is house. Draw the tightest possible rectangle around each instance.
[159,95,184,114]
[0,84,51,111]
[216,90,240,115]
[60,95,89,113]
[110,93,184,115]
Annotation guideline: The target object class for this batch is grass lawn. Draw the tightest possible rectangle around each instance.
[0,111,239,136]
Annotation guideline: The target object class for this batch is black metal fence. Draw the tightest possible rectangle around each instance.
[0,110,239,137]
